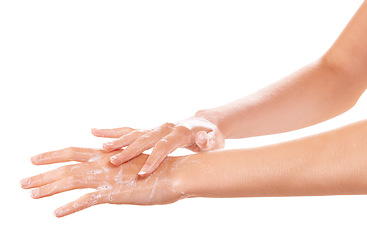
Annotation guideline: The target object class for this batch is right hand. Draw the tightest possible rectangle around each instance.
[91,116,225,176]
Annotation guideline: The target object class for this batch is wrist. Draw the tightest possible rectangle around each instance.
[168,155,194,200]
[169,154,212,200]
[194,108,231,139]
[169,153,221,199]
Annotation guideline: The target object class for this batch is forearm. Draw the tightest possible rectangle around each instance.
[173,119,367,198]
[196,1,367,139]
[196,57,364,139]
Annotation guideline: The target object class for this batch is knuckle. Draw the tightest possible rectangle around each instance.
[67,147,76,152]
[69,164,81,173]
[155,139,170,150]
[135,133,151,145]
[133,129,146,135]
[65,147,77,157]
[162,122,175,130]
[88,193,103,205]
[135,133,151,143]
[129,130,148,140]
[174,125,191,136]
[61,165,72,176]
[128,130,144,138]
[82,193,95,204]
[68,176,81,186]
[125,127,136,132]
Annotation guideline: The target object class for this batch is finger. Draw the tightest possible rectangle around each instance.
[54,190,109,218]
[138,133,187,176]
[31,147,100,165]
[102,130,147,152]
[21,164,86,189]
[206,130,225,150]
[184,143,202,152]
[194,131,210,150]
[91,127,135,138]
[110,129,168,165]
[30,175,93,199]
[195,130,224,151]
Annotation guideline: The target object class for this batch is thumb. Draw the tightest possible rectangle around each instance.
[195,130,224,151]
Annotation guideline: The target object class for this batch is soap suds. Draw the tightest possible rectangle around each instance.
[88,155,101,162]
[148,173,161,203]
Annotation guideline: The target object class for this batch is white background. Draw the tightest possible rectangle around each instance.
[1,0,367,239]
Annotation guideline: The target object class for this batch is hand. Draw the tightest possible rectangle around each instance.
[91,116,225,176]
[20,147,182,217]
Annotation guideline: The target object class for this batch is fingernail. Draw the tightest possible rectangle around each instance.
[138,170,146,176]
[31,155,41,163]
[198,132,207,141]
[103,142,113,149]
[110,155,121,165]
[54,208,63,217]
[138,165,150,176]
[20,178,31,188]
[30,189,40,198]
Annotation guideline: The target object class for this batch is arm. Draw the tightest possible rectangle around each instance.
[197,1,367,139]
[175,119,367,198]
[91,1,367,175]
[22,119,367,217]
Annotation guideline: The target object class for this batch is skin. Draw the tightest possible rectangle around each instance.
[93,118,225,176]
[21,148,181,217]
[20,0,367,218]
[21,119,367,217]
[92,1,367,176]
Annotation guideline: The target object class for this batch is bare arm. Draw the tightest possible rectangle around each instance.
[92,1,367,175]
[197,1,367,139]
[175,119,367,198]
[22,119,367,217]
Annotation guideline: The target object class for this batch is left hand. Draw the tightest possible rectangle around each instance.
[20,147,182,217]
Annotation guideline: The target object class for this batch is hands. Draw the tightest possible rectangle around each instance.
[20,147,183,217]
[92,116,225,176]
[20,115,225,217]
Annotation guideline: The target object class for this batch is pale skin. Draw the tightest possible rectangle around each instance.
[92,1,367,176]
[21,119,367,217]
[21,1,367,217]
[21,148,183,217]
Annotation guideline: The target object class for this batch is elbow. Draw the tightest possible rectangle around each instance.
[320,51,367,89]
[320,53,366,107]
[340,93,360,115]
[315,54,366,117]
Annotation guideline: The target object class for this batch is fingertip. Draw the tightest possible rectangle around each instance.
[53,211,59,218]
[30,189,40,199]
[92,128,106,137]
[205,131,219,150]
[31,161,41,165]
[137,171,148,177]
[195,132,209,149]
[91,128,98,135]
[138,165,152,177]
[20,178,30,189]
[198,131,208,142]
[110,155,122,165]
[102,142,114,152]
[30,155,41,165]
[54,208,64,218]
